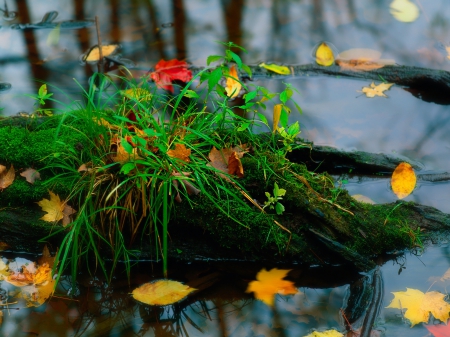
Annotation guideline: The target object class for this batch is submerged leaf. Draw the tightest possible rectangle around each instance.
[246,268,298,307]
[315,42,335,66]
[0,164,15,190]
[391,162,416,199]
[132,279,196,306]
[386,288,450,326]
[360,82,394,98]
[425,323,450,337]
[390,0,419,23]
[259,62,291,75]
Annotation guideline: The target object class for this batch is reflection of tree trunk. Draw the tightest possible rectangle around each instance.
[220,0,244,50]
[15,0,50,102]
[109,0,120,43]
[140,0,166,60]
[73,0,92,81]
[172,0,186,60]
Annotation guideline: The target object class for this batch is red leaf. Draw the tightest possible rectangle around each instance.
[426,322,450,337]
[150,59,192,93]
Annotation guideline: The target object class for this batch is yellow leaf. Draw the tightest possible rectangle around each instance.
[303,330,344,337]
[360,82,394,98]
[390,0,419,23]
[167,143,191,163]
[0,164,15,190]
[246,268,298,307]
[273,104,282,132]
[315,42,335,66]
[440,268,450,282]
[120,88,152,102]
[259,62,291,75]
[83,44,118,62]
[37,191,64,222]
[391,162,416,199]
[386,288,450,326]
[225,64,242,98]
[46,23,61,46]
[132,280,196,306]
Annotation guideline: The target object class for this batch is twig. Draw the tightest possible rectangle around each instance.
[95,16,104,74]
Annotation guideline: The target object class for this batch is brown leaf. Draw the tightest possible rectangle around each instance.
[62,204,76,227]
[208,147,229,174]
[167,143,191,163]
[0,164,15,190]
[38,245,55,268]
[77,162,93,172]
[20,168,41,184]
[228,152,244,178]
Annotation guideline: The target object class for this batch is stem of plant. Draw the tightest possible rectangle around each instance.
[163,182,168,278]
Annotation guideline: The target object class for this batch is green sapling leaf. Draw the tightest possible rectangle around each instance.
[275,203,285,215]
[207,55,223,65]
[121,138,134,154]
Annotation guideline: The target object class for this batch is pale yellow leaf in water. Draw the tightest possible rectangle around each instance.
[132,280,196,306]
[303,330,344,337]
[246,268,298,307]
[0,260,9,279]
[360,82,394,98]
[386,288,450,326]
[337,48,382,61]
[391,162,416,199]
[0,164,15,190]
[446,46,450,60]
[351,194,376,204]
[273,104,282,132]
[22,278,55,307]
[37,191,64,222]
[390,0,419,23]
[315,42,335,66]
[259,62,291,75]
[46,23,61,46]
[225,64,242,98]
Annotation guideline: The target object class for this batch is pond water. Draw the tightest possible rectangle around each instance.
[1,0,450,336]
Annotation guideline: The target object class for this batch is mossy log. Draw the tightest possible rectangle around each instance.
[1,119,450,271]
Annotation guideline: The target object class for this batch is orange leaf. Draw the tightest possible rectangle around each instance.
[0,164,15,190]
[228,152,244,178]
[225,65,241,98]
[391,162,416,199]
[150,59,193,93]
[20,168,41,184]
[246,268,298,307]
[167,143,191,163]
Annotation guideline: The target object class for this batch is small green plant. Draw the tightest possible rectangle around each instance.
[33,84,54,116]
[264,182,286,215]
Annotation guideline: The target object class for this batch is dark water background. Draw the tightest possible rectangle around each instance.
[1,0,450,336]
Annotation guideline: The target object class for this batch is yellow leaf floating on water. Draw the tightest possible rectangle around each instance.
[246,268,298,307]
[391,162,416,199]
[390,0,419,23]
[259,62,291,75]
[315,42,335,66]
[132,280,196,306]
[225,64,242,98]
[303,330,344,337]
[386,288,450,326]
[83,44,118,62]
[360,82,394,98]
